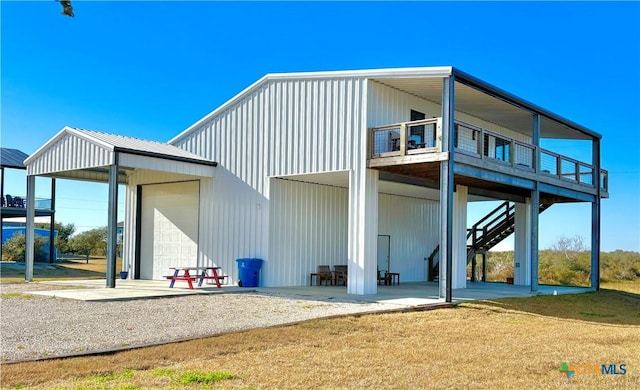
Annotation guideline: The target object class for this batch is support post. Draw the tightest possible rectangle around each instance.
[25,175,36,281]
[106,158,119,288]
[49,179,56,263]
[591,138,601,290]
[482,253,487,282]
[514,200,532,285]
[452,185,467,289]
[530,114,540,292]
[439,75,455,302]
[532,114,541,173]
[471,255,477,282]
[530,187,540,292]
[347,169,379,295]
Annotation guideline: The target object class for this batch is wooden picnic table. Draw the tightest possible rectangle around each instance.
[165,266,226,289]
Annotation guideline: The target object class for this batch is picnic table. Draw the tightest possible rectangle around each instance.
[165,266,226,289]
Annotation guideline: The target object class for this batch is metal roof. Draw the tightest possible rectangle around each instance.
[1,148,29,169]
[26,127,216,167]
[171,66,599,144]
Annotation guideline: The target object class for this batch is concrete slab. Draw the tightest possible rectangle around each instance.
[30,279,253,301]
[27,279,591,305]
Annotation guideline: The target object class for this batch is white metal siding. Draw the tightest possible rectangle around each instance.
[27,133,113,176]
[118,154,215,177]
[170,77,368,287]
[268,179,440,287]
[174,78,367,183]
[367,81,532,143]
[139,181,199,280]
[122,170,204,277]
[268,178,348,287]
[378,193,440,282]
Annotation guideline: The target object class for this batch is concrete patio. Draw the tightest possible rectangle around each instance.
[28,278,592,305]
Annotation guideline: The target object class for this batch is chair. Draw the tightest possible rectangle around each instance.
[377,266,389,286]
[317,265,333,286]
[333,265,347,286]
[14,197,24,208]
[5,195,14,207]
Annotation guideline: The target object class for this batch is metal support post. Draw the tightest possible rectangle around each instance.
[106,157,119,288]
[439,75,455,302]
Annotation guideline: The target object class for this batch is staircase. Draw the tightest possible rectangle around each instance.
[427,201,553,281]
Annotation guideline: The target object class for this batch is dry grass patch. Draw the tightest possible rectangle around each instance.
[2,288,639,389]
[602,280,640,294]
[0,258,121,283]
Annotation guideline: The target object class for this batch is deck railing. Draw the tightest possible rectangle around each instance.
[1,195,52,209]
[369,118,608,193]
[369,118,440,157]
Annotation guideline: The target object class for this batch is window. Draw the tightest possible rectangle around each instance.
[409,110,426,147]
[495,138,510,161]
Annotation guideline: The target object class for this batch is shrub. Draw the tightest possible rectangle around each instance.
[1,232,49,262]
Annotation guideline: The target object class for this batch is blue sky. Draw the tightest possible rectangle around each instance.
[2,1,639,251]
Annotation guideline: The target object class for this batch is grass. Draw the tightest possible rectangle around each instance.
[1,282,638,389]
[0,292,33,299]
[0,258,122,283]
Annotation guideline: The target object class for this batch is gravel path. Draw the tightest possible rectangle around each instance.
[0,283,403,362]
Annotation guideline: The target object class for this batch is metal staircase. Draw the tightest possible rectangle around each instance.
[428,201,553,281]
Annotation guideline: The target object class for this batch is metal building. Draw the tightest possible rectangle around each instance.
[23,67,607,300]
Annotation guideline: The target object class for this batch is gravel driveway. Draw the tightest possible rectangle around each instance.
[0,282,403,362]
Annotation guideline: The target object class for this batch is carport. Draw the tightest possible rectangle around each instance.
[23,127,217,287]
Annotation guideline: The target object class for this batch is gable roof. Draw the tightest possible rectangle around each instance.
[26,127,216,168]
[169,66,600,144]
[25,127,217,179]
[1,147,30,169]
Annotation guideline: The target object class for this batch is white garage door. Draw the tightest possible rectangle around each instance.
[139,181,199,280]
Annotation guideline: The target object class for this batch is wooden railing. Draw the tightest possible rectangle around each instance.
[369,118,441,158]
[368,117,609,193]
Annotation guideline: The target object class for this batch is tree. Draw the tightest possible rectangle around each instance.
[34,222,76,254]
[58,1,74,17]
[1,233,48,262]
[551,235,586,261]
[69,227,107,263]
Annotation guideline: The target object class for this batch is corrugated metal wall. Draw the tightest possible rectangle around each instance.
[367,81,531,143]
[269,178,348,286]
[169,77,368,286]
[378,192,440,282]
[268,178,440,286]
[27,133,113,176]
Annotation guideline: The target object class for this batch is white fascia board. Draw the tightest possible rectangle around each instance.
[267,66,453,81]
[169,67,454,145]
[24,126,113,166]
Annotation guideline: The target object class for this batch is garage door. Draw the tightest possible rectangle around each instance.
[139,181,199,280]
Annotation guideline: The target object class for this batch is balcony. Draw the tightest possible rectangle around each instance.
[368,118,608,196]
[2,195,53,210]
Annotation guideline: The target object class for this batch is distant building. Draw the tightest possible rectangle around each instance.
[1,147,56,262]
[1,226,57,262]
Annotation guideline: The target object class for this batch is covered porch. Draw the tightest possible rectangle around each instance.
[359,70,606,301]
[23,127,217,287]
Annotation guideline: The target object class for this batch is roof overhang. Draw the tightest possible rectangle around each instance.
[371,69,599,141]
[25,127,217,182]
[171,66,600,144]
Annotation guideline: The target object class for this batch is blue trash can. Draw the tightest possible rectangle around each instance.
[236,258,263,287]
